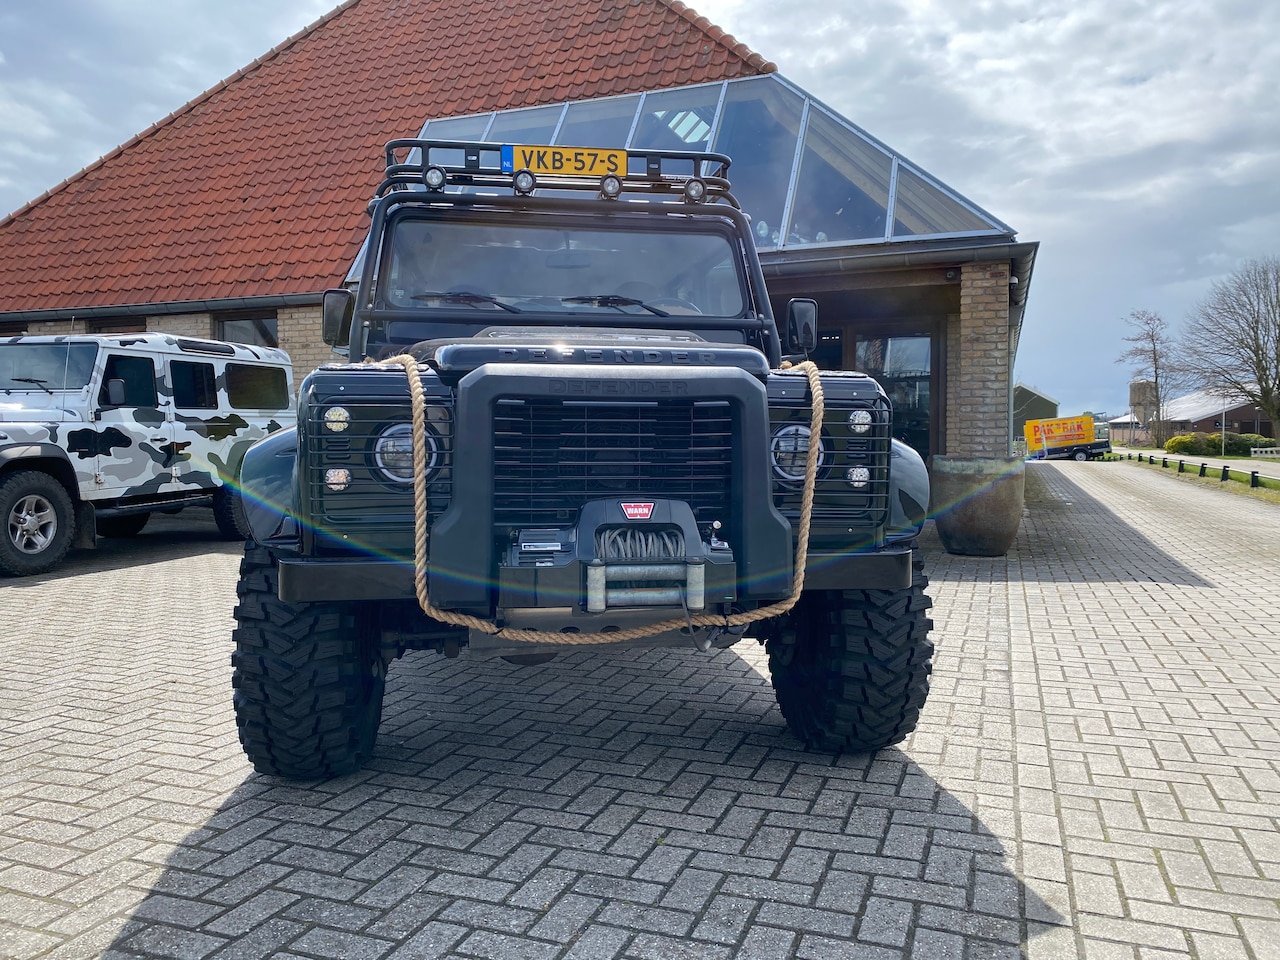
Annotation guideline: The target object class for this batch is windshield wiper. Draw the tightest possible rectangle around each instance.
[562,295,669,317]
[410,290,522,313]
[11,377,54,395]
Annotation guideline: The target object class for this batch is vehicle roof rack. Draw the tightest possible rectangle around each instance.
[376,139,738,207]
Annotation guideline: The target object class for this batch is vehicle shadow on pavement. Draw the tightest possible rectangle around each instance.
[935,464,1214,588]
[0,512,240,587]
[101,647,1062,959]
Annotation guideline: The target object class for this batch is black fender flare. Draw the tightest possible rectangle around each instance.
[886,439,929,543]
[238,427,301,547]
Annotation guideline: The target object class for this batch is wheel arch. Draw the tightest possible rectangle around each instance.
[0,446,79,501]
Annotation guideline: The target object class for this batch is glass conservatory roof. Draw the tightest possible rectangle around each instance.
[417,74,1015,252]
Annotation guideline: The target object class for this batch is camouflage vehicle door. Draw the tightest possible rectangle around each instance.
[87,350,175,499]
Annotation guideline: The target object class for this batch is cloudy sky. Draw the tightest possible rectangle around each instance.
[2,0,1277,417]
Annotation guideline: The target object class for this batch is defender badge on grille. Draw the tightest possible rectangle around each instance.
[620,502,655,520]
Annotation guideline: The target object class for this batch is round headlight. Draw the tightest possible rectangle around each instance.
[846,466,871,488]
[513,169,537,196]
[771,424,825,483]
[374,422,437,484]
[324,406,350,433]
[325,468,351,492]
[848,409,873,434]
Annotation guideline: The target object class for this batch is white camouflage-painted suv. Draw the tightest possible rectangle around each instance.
[0,333,294,575]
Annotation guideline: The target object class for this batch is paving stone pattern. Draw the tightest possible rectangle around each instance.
[1,462,1277,959]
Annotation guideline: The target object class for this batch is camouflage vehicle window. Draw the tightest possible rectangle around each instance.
[226,364,290,410]
[171,361,219,409]
[0,342,98,389]
[98,355,157,406]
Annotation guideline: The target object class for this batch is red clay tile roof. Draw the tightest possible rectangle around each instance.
[0,0,773,317]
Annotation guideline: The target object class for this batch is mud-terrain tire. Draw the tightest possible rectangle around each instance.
[0,471,75,576]
[231,543,385,779]
[213,485,251,540]
[766,551,933,752]
[96,512,150,538]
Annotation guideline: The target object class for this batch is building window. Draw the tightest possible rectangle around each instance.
[220,313,278,347]
[88,318,145,334]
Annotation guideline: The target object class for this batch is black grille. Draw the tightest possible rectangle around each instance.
[769,397,892,528]
[493,399,733,529]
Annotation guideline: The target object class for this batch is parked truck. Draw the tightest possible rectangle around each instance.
[1024,415,1111,461]
[230,140,935,779]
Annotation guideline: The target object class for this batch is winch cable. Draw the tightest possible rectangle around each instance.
[386,354,824,645]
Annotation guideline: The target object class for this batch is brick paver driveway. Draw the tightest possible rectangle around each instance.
[2,461,1278,959]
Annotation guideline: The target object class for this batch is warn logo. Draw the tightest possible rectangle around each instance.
[620,502,655,520]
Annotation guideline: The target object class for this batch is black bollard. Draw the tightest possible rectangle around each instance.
[1199,463,1207,478]
[1178,460,1185,473]
[1251,471,1260,488]
[1221,465,1230,482]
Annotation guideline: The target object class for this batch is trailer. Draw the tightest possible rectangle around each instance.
[1025,415,1111,461]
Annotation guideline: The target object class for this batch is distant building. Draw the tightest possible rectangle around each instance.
[1013,383,1059,438]
[1163,389,1273,439]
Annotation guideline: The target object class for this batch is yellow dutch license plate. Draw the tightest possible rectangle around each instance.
[502,145,626,177]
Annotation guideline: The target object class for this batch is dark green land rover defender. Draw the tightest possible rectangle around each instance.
[231,140,933,779]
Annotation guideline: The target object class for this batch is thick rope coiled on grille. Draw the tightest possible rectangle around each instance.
[384,354,824,644]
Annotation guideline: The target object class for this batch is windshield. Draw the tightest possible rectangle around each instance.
[0,343,99,390]
[380,218,747,318]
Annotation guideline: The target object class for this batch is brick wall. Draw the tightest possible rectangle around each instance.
[277,306,334,384]
[948,263,1013,459]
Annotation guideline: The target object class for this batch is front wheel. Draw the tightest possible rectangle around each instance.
[231,543,385,779]
[765,551,933,752]
[0,471,76,576]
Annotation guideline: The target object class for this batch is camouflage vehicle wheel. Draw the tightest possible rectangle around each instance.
[766,549,933,752]
[231,544,385,779]
[213,486,251,540]
[0,470,75,577]
[96,512,150,538]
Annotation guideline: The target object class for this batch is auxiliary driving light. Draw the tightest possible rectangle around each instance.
[848,409,873,434]
[683,178,708,203]
[423,165,447,191]
[323,406,350,432]
[513,169,537,196]
[325,468,351,492]
[600,174,624,200]
[845,466,871,489]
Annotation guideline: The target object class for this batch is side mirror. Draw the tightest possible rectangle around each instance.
[106,378,126,407]
[322,288,355,346]
[785,298,818,354]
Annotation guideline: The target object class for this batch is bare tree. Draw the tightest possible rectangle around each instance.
[1183,256,1280,441]
[1116,309,1188,446]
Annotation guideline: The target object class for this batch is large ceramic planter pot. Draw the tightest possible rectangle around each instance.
[930,456,1025,557]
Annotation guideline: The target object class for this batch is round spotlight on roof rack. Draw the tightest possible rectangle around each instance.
[513,169,537,196]
[683,178,708,203]
[423,164,447,191]
[599,174,624,200]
